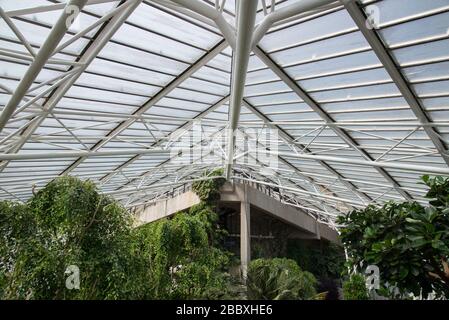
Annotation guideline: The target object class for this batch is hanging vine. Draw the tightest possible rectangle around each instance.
[191,168,226,203]
[132,168,234,299]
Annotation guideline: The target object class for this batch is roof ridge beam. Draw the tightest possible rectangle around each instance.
[224,0,258,179]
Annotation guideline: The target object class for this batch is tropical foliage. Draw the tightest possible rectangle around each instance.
[247,258,317,300]
[337,176,449,299]
[1,169,350,300]
[0,174,233,300]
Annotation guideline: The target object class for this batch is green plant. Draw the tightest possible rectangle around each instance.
[130,169,234,300]
[342,274,369,300]
[247,258,317,300]
[0,173,236,300]
[133,208,232,300]
[192,169,226,202]
[337,176,449,299]
[286,240,345,279]
[0,176,146,299]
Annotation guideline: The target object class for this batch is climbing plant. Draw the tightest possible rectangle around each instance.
[337,176,449,299]
[133,206,232,299]
[192,168,226,203]
[131,168,234,299]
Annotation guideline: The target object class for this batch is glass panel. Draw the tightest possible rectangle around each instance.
[285,51,382,80]
[403,61,449,83]
[246,92,302,106]
[167,88,221,105]
[65,86,148,105]
[245,81,291,97]
[193,66,230,85]
[112,23,204,63]
[86,58,174,86]
[207,53,232,72]
[380,12,449,48]
[127,3,220,49]
[393,39,449,67]
[182,77,229,96]
[260,9,356,52]
[256,102,312,114]
[76,73,160,97]
[99,42,188,76]
[299,67,392,91]
[311,83,400,103]
[365,0,449,27]
[268,31,369,67]
[56,97,137,114]
[413,80,449,97]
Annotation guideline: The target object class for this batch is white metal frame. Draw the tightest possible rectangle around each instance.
[1,0,449,225]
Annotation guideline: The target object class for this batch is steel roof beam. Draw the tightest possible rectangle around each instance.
[344,0,449,166]
[0,0,88,134]
[59,39,228,176]
[0,148,168,161]
[0,1,143,172]
[253,45,412,200]
[242,99,372,203]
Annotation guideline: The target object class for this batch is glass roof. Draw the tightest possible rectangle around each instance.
[1,0,449,227]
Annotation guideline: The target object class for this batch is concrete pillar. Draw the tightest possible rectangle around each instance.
[315,220,321,240]
[240,196,251,281]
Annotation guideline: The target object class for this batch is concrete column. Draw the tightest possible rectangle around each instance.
[240,196,251,281]
[315,220,321,240]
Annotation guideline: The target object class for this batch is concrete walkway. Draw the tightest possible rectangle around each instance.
[136,182,339,244]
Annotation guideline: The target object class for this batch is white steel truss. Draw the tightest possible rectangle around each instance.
[1,0,449,227]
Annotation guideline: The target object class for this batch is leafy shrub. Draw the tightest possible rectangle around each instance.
[342,274,369,300]
[247,258,317,300]
[287,240,345,279]
[337,176,449,299]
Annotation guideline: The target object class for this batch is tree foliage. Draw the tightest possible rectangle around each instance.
[0,177,141,299]
[247,258,317,300]
[337,176,449,299]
